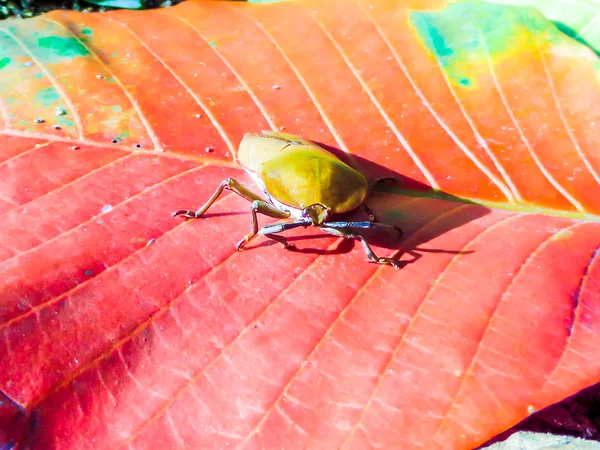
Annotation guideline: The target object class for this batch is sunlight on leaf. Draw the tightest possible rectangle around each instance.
[0,1,599,448]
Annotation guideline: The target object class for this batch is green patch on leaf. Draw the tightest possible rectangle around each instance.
[57,118,75,128]
[410,2,566,89]
[486,0,600,54]
[0,57,11,70]
[37,36,89,59]
[114,131,131,141]
[34,87,61,108]
[551,229,575,241]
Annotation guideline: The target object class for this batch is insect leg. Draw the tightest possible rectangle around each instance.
[237,201,291,251]
[173,178,267,219]
[257,221,310,248]
[363,203,377,222]
[319,226,401,269]
[324,221,403,239]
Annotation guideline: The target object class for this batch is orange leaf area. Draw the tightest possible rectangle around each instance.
[1,0,600,448]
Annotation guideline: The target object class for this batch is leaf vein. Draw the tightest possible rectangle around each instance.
[237,5,352,155]
[0,162,204,274]
[538,239,600,392]
[0,140,50,168]
[24,180,239,408]
[42,18,164,151]
[165,9,278,132]
[430,220,586,442]
[534,32,600,187]
[106,14,237,155]
[0,28,85,140]
[580,9,600,35]
[414,29,521,202]
[478,26,584,211]
[119,249,329,448]
[309,9,440,189]
[0,153,130,226]
[356,0,502,194]
[340,210,519,448]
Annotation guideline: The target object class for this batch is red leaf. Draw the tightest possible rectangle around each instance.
[1,1,600,448]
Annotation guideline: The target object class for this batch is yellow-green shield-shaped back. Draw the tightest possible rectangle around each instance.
[237,131,319,171]
[258,146,368,214]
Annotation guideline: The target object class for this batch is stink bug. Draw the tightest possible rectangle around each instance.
[174,131,403,268]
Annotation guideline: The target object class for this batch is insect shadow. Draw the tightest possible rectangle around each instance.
[248,139,492,268]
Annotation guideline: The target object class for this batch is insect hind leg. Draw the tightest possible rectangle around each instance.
[319,223,401,269]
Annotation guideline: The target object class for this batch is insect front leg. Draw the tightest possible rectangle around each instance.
[237,201,291,251]
[173,178,267,219]
[319,225,401,269]
[257,220,311,248]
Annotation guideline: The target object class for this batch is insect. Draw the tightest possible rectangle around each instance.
[173,131,403,268]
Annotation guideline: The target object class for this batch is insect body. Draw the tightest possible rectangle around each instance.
[174,131,402,268]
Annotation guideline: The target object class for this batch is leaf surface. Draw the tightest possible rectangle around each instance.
[1,1,600,449]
